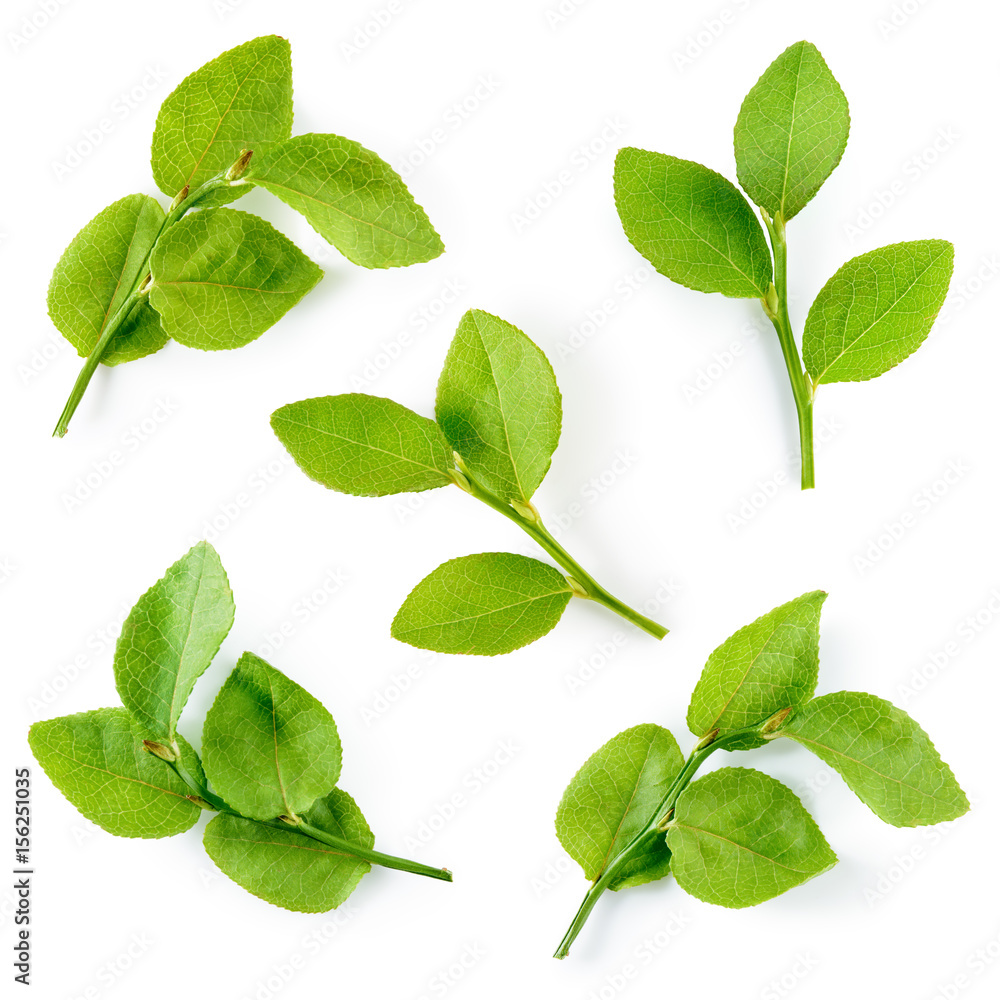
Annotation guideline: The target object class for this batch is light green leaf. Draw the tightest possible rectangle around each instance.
[670,767,836,907]
[734,41,850,222]
[686,592,826,750]
[614,149,773,298]
[47,193,168,366]
[113,542,235,742]
[779,691,969,827]
[148,207,322,350]
[151,35,293,206]
[28,708,201,838]
[435,309,562,503]
[557,725,683,891]
[271,394,454,497]
[803,240,954,384]
[201,652,342,821]
[203,789,373,912]
[246,133,444,268]
[391,552,572,655]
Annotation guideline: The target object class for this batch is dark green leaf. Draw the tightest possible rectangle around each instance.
[47,193,168,365]
[686,592,826,749]
[614,148,773,298]
[148,208,322,350]
[203,789,373,912]
[436,309,562,504]
[201,652,342,821]
[114,542,235,742]
[670,767,837,907]
[28,708,201,838]
[556,725,683,891]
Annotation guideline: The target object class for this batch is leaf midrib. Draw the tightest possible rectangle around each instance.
[812,248,945,382]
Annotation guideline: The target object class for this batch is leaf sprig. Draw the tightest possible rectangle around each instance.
[50,35,443,437]
[29,543,452,913]
[271,308,669,655]
[614,40,954,488]
[553,591,968,958]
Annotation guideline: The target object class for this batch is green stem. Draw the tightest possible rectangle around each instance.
[451,468,668,640]
[291,820,452,882]
[163,749,451,883]
[51,172,241,438]
[553,723,767,958]
[761,212,815,490]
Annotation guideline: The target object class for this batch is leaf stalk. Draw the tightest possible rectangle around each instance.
[451,466,668,640]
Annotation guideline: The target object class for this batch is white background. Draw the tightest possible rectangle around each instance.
[3,0,998,997]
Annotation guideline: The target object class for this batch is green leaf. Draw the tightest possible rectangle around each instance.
[734,41,850,222]
[271,393,454,497]
[803,240,954,384]
[28,708,201,838]
[203,789,373,912]
[779,691,969,827]
[614,148,773,298]
[670,767,836,907]
[201,652,342,821]
[150,35,293,206]
[435,309,562,504]
[113,541,235,742]
[246,133,444,268]
[391,552,572,655]
[686,592,826,750]
[556,725,684,891]
[47,193,169,366]
[148,207,322,350]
